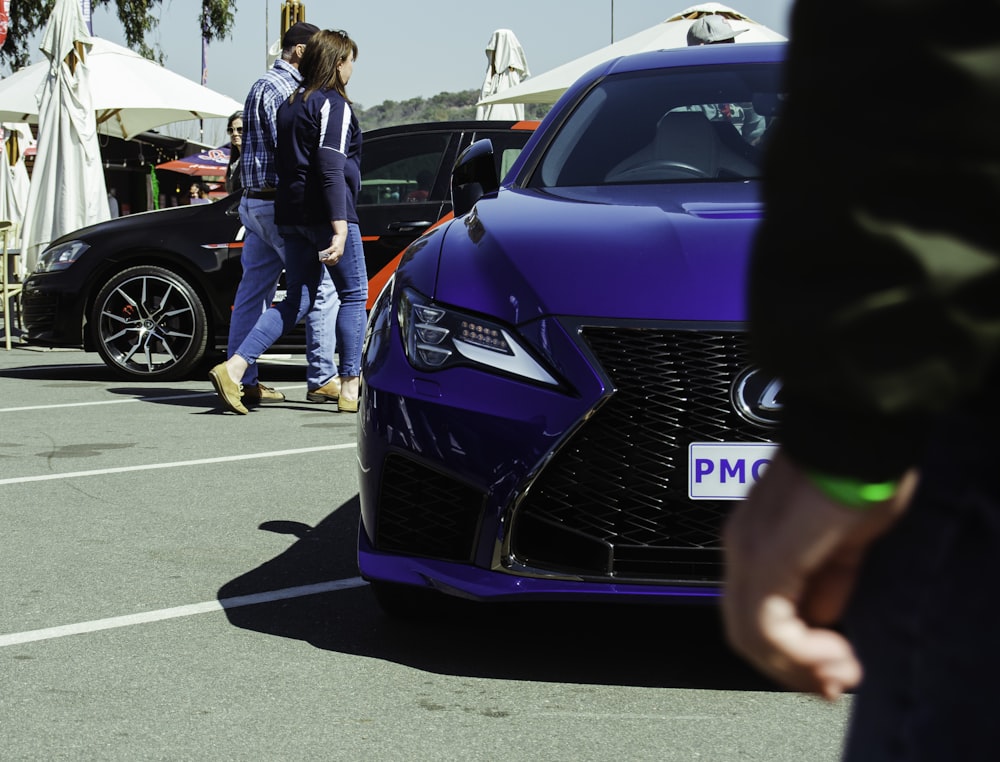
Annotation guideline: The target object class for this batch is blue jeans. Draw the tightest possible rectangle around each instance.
[235,222,367,377]
[229,196,338,388]
[841,411,1000,761]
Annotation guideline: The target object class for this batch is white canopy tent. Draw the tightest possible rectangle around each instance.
[19,0,109,272]
[0,37,242,140]
[477,4,786,107]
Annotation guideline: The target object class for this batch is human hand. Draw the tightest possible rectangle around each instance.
[722,451,917,700]
[318,221,348,265]
[318,234,344,265]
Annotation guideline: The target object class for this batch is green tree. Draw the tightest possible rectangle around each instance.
[0,0,237,70]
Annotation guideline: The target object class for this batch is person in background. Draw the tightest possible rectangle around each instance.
[218,21,339,413]
[405,169,433,202]
[225,110,243,195]
[210,29,366,415]
[686,14,745,45]
[107,187,120,218]
[685,14,765,145]
[722,1,1000,759]
[188,182,210,205]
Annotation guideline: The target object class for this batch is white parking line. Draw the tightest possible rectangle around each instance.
[0,577,368,647]
[0,444,357,486]
[0,386,304,413]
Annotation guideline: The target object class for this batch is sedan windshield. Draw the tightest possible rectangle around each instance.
[532,62,785,187]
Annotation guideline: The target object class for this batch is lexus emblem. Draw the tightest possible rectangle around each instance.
[731,367,782,427]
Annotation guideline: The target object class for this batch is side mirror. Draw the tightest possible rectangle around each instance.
[451,139,499,218]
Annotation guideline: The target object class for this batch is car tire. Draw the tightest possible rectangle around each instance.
[369,580,458,620]
[91,265,209,381]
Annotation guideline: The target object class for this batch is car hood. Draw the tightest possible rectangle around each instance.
[48,201,231,248]
[434,184,762,325]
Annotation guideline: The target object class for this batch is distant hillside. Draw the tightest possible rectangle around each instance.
[354,89,551,130]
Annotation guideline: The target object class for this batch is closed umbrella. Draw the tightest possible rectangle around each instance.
[0,134,10,249]
[0,124,32,250]
[475,29,531,120]
[477,3,786,107]
[20,0,109,273]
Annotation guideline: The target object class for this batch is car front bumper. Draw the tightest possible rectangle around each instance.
[357,530,721,603]
[21,273,89,348]
[358,303,772,604]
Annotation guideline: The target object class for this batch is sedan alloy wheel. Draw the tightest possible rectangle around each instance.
[91,265,208,381]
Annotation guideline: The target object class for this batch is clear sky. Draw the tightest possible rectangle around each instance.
[74,1,795,144]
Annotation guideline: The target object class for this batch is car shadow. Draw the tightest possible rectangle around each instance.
[99,388,348,416]
[0,351,343,412]
[217,497,781,692]
[0,358,123,383]
[0,349,308,385]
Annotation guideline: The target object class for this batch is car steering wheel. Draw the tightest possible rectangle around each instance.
[607,160,711,182]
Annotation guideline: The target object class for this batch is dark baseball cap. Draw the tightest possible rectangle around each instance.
[282,22,320,48]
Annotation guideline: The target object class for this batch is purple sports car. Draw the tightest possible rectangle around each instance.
[358,42,787,616]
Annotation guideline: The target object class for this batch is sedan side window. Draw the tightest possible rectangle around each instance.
[360,133,451,205]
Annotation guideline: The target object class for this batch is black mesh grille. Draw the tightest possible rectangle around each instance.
[21,292,60,336]
[511,327,774,583]
[375,454,485,562]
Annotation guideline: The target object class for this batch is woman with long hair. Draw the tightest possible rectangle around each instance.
[209,29,366,414]
[224,110,243,194]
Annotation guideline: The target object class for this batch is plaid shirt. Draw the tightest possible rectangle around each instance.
[240,58,302,192]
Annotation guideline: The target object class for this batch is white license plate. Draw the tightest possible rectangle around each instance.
[688,443,777,500]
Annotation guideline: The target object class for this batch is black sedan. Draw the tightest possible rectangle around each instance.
[20,120,537,380]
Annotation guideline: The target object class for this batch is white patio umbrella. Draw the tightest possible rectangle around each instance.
[475,29,531,121]
[0,37,242,140]
[0,135,11,229]
[0,123,33,247]
[477,3,786,107]
[19,0,109,273]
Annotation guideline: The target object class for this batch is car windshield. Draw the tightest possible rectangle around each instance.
[531,62,785,187]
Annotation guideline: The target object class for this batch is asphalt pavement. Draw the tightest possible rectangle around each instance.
[0,345,851,761]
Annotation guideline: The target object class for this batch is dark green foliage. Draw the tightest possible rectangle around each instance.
[0,0,237,71]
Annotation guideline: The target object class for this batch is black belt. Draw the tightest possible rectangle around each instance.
[244,188,276,200]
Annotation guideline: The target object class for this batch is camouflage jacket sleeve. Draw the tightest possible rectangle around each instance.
[748,0,1000,481]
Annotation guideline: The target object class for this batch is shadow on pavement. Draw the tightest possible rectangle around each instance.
[217,498,780,692]
[0,349,308,385]
[0,358,122,383]
[0,350,345,413]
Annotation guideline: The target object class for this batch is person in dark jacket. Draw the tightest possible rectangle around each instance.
[214,21,340,414]
[210,29,366,414]
[722,1,1000,759]
[224,110,243,195]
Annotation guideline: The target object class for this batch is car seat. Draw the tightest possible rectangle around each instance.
[653,111,720,177]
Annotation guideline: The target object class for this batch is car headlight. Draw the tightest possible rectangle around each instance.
[34,240,90,272]
[398,287,558,386]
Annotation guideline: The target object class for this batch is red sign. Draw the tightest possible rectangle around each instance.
[0,0,10,48]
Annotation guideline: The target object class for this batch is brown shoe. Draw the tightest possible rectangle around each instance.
[306,378,341,403]
[209,362,248,414]
[337,396,359,413]
[243,383,285,404]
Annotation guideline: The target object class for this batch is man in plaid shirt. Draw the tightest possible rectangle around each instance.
[225,21,340,413]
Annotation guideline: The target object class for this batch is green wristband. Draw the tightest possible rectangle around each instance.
[807,471,899,511]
